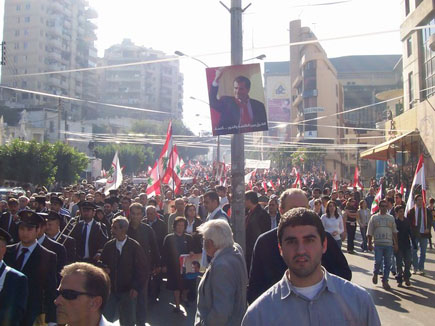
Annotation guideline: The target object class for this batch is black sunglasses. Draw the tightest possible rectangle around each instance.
[57,289,95,300]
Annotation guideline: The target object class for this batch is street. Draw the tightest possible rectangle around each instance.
[146,233,435,326]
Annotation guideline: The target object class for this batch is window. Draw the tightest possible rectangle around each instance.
[24,17,30,23]
[405,0,410,16]
[25,3,31,10]
[16,4,21,11]
[49,121,54,132]
[23,42,28,49]
[421,17,435,98]
[408,72,414,108]
[14,30,20,37]
[14,42,19,49]
[415,0,423,8]
[407,37,412,57]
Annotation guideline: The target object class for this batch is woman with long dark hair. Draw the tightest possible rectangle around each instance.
[321,200,344,248]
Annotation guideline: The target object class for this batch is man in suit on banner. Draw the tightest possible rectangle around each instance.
[0,227,28,326]
[209,68,268,135]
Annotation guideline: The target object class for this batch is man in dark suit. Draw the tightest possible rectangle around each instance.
[247,189,352,303]
[145,205,168,303]
[127,203,159,325]
[0,228,28,326]
[209,68,268,135]
[4,210,57,326]
[45,211,77,264]
[0,198,20,243]
[70,201,108,262]
[37,213,67,283]
[101,216,148,326]
[245,191,270,270]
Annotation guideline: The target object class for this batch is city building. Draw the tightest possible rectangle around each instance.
[289,19,345,178]
[1,0,98,119]
[98,39,183,120]
[361,0,435,194]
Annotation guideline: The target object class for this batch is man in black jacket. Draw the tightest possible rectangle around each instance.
[70,201,108,262]
[45,211,76,264]
[0,227,28,326]
[245,191,270,270]
[127,203,159,325]
[0,198,20,243]
[4,210,57,326]
[101,216,148,326]
[247,189,352,303]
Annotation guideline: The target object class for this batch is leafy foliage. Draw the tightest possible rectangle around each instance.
[52,142,89,185]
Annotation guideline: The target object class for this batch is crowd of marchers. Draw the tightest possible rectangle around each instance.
[0,168,433,326]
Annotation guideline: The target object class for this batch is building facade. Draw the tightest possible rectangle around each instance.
[98,39,183,120]
[1,0,98,119]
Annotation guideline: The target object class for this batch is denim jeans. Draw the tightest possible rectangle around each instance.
[346,222,356,252]
[360,226,368,250]
[412,237,428,271]
[374,244,393,282]
[104,292,137,326]
[395,248,412,283]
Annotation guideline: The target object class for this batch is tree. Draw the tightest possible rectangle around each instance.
[94,144,154,175]
[0,139,55,185]
[290,147,326,172]
[52,142,89,185]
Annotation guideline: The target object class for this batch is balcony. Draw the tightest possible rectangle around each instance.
[47,51,62,62]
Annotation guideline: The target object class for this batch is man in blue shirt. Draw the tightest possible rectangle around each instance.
[242,208,380,326]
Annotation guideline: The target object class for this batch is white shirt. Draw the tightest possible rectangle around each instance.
[207,207,221,221]
[186,219,195,234]
[270,214,278,230]
[219,196,229,209]
[17,240,38,269]
[37,233,46,245]
[115,237,127,255]
[320,214,344,241]
[292,272,325,300]
[83,219,94,259]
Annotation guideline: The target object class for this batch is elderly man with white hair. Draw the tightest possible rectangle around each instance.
[195,220,248,326]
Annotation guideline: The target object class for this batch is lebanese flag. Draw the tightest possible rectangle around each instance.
[165,145,183,194]
[277,178,281,187]
[332,172,338,191]
[405,155,427,231]
[147,165,152,176]
[146,160,161,197]
[267,180,276,190]
[371,184,383,214]
[159,122,173,182]
[262,181,268,193]
[400,183,404,196]
[244,169,256,184]
[353,166,364,190]
[290,167,297,177]
[104,151,123,195]
[292,172,302,188]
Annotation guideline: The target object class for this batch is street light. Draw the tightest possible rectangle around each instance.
[174,51,209,68]
[243,54,266,62]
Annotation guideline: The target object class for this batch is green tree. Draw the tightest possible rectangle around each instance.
[94,144,154,175]
[52,142,89,185]
[290,147,326,171]
[0,139,56,185]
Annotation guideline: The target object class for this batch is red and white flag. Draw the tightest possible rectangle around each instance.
[146,160,161,197]
[262,181,268,193]
[290,167,297,177]
[277,178,281,187]
[405,155,427,231]
[159,122,173,181]
[165,145,183,194]
[292,172,302,189]
[267,180,276,190]
[400,183,404,196]
[371,184,383,214]
[332,172,338,191]
[353,166,364,190]
[104,151,123,195]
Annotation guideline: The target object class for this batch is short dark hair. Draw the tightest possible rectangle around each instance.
[61,262,110,312]
[173,216,188,230]
[204,191,220,204]
[414,194,423,201]
[245,190,259,205]
[234,76,251,90]
[277,208,326,245]
[386,197,394,205]
[313,188,321,194]
[395,193,403,199]
[394,204,405,213]
[378,199,387,207]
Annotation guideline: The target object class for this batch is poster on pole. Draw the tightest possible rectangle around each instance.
[206,63,268,136]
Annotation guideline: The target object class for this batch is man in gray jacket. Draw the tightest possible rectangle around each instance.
[195,220,247,326]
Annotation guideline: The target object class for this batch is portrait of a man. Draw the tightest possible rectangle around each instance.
[207,64,268,136]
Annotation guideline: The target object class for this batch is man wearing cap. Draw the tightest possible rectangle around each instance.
[4,210,57,326]
[37,213,68,282]
[70,201,108,262]
[50,196,71,225]
[0,227,28,326]
[34,195,48,213]
[0,198,20,243]
[45,211,77,264]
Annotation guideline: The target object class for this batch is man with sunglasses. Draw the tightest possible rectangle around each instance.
[55,262,115,326]
[367,199,398,290]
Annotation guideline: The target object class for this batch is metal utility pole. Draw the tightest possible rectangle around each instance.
[221,0,250,252]
[57,98,62,141]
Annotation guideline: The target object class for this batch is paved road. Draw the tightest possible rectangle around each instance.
[145,233,435,325]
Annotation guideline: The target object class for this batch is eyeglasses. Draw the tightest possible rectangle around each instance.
[57,289,95,300]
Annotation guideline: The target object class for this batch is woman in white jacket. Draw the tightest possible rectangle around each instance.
[321,200,344,249]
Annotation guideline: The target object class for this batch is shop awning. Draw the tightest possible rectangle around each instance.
[360,130,420,161]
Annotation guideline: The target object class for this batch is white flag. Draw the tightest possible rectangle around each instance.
[104,151,123,195]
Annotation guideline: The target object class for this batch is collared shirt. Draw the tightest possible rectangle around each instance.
[207,207,221,221]
[269,213,278,230]
[17,240,38,269]
[242,269,381,326]
[115,237,127,255]
[186,219,195,234]
[37,233,46,245]
[83,219,94,259]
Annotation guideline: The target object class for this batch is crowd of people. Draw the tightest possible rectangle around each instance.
[0,167,434,326]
